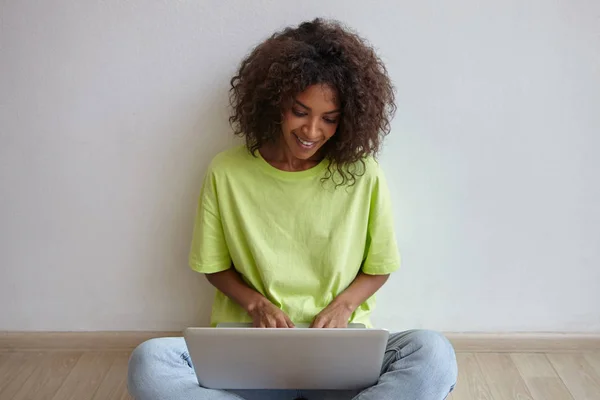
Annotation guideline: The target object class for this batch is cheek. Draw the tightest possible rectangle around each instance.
[325,124,339,139]
[281,113,301,133]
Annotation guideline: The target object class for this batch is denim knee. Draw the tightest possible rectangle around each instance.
[409,330,458,387]
[128,339,161,394]
[127,337,186,398]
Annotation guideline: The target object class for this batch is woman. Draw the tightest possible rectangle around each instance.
[128,18,457,400]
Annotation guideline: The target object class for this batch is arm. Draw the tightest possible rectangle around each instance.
[311,272,390,328]
[205,268,294,328]
[333,272,390,312]
[205,268,264,313]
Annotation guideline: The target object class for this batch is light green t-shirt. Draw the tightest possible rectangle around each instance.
[189,145,400,327]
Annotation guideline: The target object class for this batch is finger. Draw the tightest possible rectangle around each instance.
[311,317,326,329]
[266,315,277,328]
[284,315,295,328]
[274,314,286,328]
[328,319,345,328]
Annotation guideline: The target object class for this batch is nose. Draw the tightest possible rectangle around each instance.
[301,118,320,139]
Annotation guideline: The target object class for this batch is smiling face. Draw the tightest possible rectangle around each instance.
[280,84,341,161]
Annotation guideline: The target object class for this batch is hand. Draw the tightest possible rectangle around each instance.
[310,300,354,328]
[247,298,295,328]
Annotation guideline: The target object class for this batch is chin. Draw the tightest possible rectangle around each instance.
[293,150,318,160]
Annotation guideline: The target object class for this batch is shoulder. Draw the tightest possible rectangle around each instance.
[362,157,384,177]
[322,157,387,193]
[352,157,391,198]
[207,145,255,176]
[352,156,386,185]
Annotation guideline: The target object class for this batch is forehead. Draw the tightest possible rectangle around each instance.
[295,84,339,108]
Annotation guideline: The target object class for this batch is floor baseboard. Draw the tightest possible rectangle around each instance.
[1,331,599,353]
[445,332,600,353]
[0,331,182,351]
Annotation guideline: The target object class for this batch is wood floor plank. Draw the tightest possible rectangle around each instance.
[116,383,133,400]
[50,351,117,400]
[0,352,46,399]
[583,352,600,378]
[11,351,82,400]
[548,353,600,400]
[476,353,534,400]
[0,353,28,392]
[451,353,493,400]
[0,353,12,389]
[511,353,574,400]
[91,352,131,400]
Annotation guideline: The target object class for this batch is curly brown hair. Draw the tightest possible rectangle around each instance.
[229,18,396,185]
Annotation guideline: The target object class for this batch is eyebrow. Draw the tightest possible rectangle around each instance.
[294,99,341,114]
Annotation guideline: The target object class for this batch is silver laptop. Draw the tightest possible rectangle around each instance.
[183,324,389,390]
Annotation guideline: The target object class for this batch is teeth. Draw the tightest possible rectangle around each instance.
[297,136,315,146]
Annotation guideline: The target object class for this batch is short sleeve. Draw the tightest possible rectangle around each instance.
[361,165,401,275]
[188,167,231,274]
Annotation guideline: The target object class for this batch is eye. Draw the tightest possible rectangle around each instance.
[292,108,307,117]
[323,117,338,124]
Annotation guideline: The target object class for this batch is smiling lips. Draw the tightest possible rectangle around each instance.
[294,133,318,149]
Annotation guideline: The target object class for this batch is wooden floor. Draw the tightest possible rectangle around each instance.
[1,350,600,399]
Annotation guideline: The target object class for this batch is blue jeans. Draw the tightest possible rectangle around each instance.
[127,329,457,400]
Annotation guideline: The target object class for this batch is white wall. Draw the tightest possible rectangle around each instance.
[1,0,599,332]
